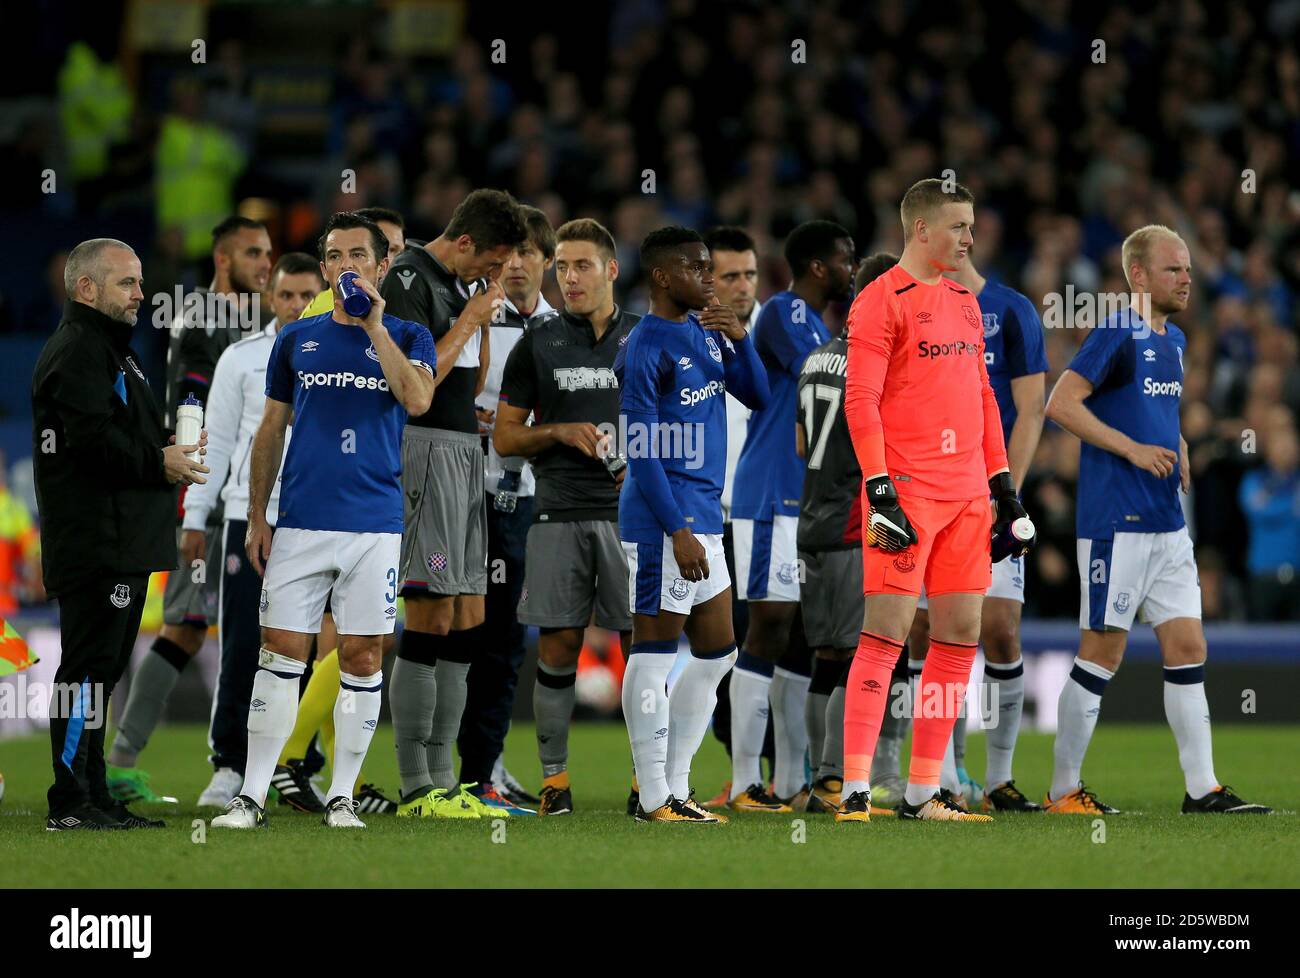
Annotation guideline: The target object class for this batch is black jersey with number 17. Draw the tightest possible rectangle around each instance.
[797,335,863,552]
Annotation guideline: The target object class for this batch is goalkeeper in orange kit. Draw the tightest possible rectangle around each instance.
[838,178,1035,823]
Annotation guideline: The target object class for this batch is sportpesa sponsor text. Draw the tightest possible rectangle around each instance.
[1143,377,1183,397]
[298,369,390,391]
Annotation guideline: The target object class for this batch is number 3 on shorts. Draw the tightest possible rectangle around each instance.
[385,567,397,603]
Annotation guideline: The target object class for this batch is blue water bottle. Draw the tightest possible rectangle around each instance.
[338,271,372,318]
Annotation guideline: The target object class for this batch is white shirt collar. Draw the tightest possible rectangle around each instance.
[503,292,556,321]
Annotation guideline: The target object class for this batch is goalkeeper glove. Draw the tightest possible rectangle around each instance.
[865,475,918,552]
[989,471,1036,562]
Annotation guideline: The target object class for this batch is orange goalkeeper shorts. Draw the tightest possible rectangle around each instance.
[861,491,992,597]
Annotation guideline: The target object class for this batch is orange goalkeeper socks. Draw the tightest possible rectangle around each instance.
[906,638,977,805]
[842,631,905,799]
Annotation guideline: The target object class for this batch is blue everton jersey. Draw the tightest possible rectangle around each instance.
[979,281,1048,441]
[731,291,832,519]
[616,313,767,544]
[1068,310,1185,539]
[266,312,435,533]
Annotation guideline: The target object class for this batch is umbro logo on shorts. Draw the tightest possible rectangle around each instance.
[385,606,396,618]
[251,698,266,710]
[363,719,377,730]
[654,727,668,740]
[109,584,130,609]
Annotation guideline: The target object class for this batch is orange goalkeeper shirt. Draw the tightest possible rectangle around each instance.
[845,264,1008,501]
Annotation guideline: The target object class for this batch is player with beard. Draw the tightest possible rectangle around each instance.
[1043,225,1269,816]
[728,221,856,811]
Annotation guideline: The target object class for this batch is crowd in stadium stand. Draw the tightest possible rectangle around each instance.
[2,0,1297,619]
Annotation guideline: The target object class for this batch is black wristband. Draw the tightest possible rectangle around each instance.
[989,471,1015,500]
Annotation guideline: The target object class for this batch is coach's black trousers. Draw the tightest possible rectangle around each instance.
[207,519,265,774]
[48,573,147,816]
[458,494,533,785]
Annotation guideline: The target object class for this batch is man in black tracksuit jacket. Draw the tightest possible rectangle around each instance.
[32,238,208,830]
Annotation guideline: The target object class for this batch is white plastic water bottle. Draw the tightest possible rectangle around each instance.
[1011,516,1036,543]
[176,394,204,462]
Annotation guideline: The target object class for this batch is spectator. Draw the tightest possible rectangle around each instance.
[1238,419,1300,620]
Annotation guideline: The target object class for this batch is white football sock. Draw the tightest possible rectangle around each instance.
[622,649,675,812]
[941,733,961,795]
[806,690,829,782]
[242,650,305,808]
[1050,657,1114,801]
[728,657,773,798]
[1163,663,1218,798]
[327,670,383,803]
[984,656,1025,787]
[842,778,870,802]
[771,666,812,799]
[666,648,736,800]
[820,685,846,780]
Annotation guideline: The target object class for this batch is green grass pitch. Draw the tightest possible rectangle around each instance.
[1,723,1296,887]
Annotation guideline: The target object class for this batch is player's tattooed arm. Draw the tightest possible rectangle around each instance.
[245,398,290,575]
[1179,434,1191,494]
[1046,370,1177,478]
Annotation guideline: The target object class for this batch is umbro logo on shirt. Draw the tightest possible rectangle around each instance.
[1144,348,1157,362]
[301,340,319,353]
[678,356,693,369]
